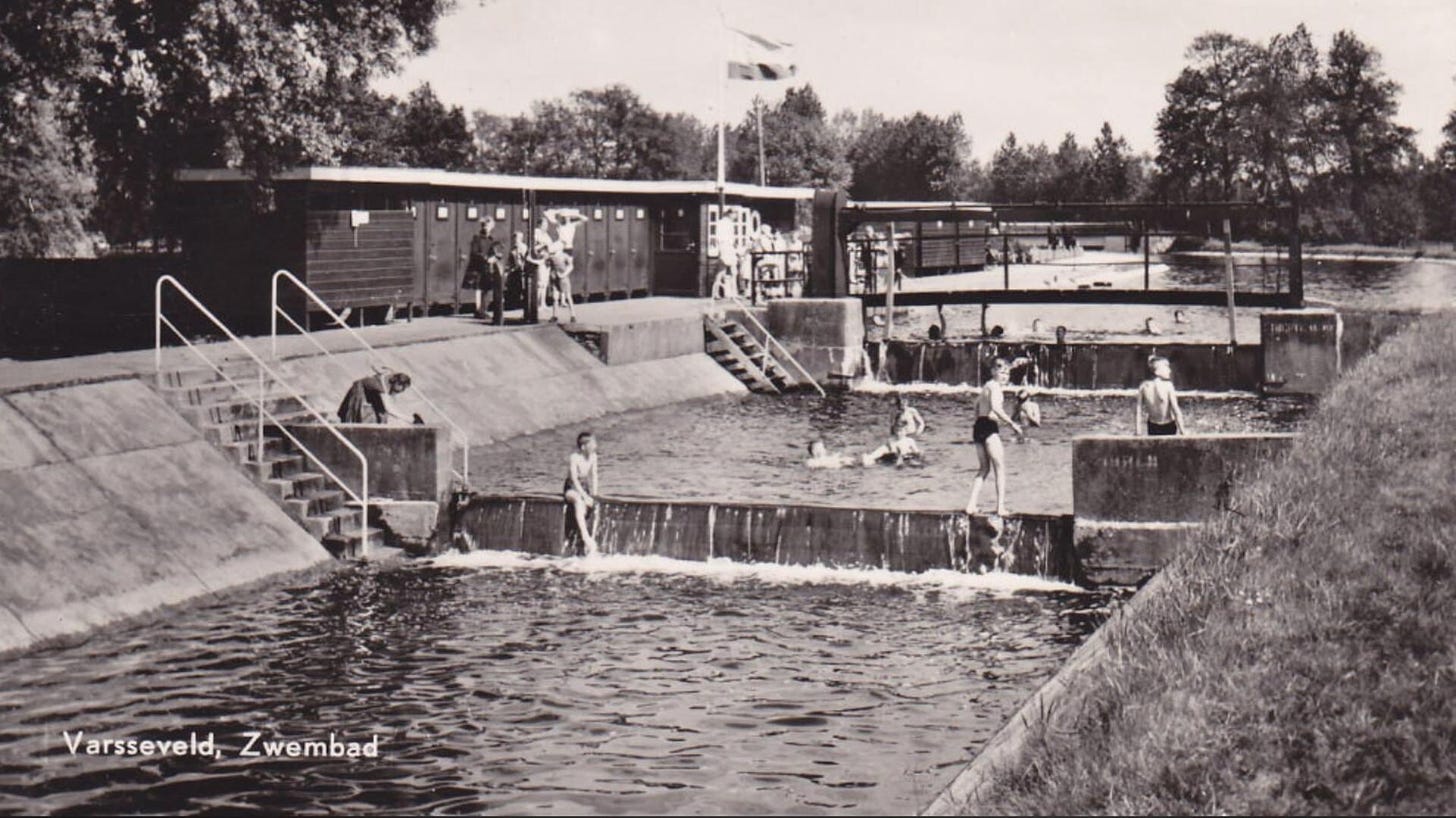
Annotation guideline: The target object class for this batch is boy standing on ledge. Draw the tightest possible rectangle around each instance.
[1136,356,1187,436]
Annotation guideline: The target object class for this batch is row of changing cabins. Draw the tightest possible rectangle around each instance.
[171,166,1130,328]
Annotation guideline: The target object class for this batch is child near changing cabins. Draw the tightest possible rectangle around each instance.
[547,246,578,323]
[1136,356,1186,436]
[564,431,600,555]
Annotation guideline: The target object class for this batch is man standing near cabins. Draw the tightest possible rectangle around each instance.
[463,218,500,319]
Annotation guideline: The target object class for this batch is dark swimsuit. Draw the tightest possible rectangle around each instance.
[1147,420,1178,436]
[973,416,1000,444]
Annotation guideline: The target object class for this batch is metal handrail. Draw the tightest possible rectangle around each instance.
[726,295,826,397]
[269,269,470,482]
[154,275,370,548]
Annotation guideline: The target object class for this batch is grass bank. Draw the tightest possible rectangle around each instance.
[969,311,1456,814]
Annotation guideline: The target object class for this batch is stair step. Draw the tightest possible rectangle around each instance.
[285,472,328,496]
[222,435,293,464]
[181,394,312,426]
[251,453,305,481]
[303,507,366,540]
[158,379,274,407]
[201,409,321,444]
[322,527,388,559]
[157,359,262,389]
[284,488,346,518]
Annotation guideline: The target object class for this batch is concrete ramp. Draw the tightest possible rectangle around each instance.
[0,380,326,655]
[273,325,747,445]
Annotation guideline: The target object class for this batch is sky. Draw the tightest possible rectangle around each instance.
[375,0,1456,162]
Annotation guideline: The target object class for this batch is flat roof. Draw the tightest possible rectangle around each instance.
[175,166,816,201]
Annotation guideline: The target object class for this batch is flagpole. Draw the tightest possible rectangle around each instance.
[716,3,727,213]
[756,98,766,187]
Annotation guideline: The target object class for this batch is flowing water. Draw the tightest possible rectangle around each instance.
[0,555,1113,815]
[476,391,1309,515]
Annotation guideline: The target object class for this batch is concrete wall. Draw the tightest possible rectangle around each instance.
[878,340,1261,391]
[766,298,867,382]
[1261,309,1341,395]
[273,325,747,447]
[285,423,452,501]
[1070,433,1295,585]
[593,316,705,366]
[454,494,1079,581]
[0,380,325,656]
[1339,308,1422,370]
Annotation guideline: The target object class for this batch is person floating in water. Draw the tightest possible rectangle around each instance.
[1136,356,1186,436]
[564,431,600,555]
[966,358,1023,518]
[805,439,859,469]
[337,370,411,424]
[861,424,922,466]
[1012,387,1042,429]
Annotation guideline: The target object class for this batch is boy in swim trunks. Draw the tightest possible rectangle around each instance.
[564,431,600,555]
[806,439,858,469]
[1136,356,1186,436]
[966,358,1023,518]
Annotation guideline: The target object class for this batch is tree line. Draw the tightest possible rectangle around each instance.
[2,7,1452,257]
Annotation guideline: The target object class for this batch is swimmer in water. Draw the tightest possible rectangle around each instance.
[891,394,926,438]
[861,425,922,467]
[806,439,859,469]
[1012,387,1042,428]
[564,431,600,555]
[1136,356,1186,436]
[965,358,1023,518]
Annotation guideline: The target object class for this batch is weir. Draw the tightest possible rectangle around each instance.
[452,494,1080,582]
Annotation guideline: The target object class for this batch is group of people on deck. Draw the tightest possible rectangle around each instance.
[461,208,589,324]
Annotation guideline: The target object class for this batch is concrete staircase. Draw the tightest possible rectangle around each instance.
[155,359,384,558]
[704,317,796,394]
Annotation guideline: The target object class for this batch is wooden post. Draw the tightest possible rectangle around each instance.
[1288,202,1304,306]
[755,100,767,187]
[952,211,962,268]
[1222,217,1237,345]
[1002,230,1010,289]
[885,221,897,341]
[1143,220,1151,290]
[524,190,539,324]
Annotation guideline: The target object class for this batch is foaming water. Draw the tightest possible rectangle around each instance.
[851,379,1263,400]
[0,559,1110,815]
[433,550,1085,597]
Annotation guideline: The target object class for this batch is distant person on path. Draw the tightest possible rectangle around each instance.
[337,370,411,424]
[547,248,579,323]
[1136,356,1186,436]
[965,358,1023,518]
[564,431,600,555]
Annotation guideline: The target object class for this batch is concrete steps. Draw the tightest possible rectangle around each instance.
[704,318,794,393]
[153,361,383,559]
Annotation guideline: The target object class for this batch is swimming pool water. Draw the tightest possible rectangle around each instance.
[0,556,1111,815]
[476,390,1310,515]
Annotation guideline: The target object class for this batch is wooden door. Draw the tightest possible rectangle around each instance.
[608,205,631,296]
[424,201,459,307]
[628,205,650,296]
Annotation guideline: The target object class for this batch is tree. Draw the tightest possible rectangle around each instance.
[2,0,452,250]
[1320,31,1415,221]
[1154,32,1260,200]
[848,112,975,200]
[392,84,475,170]
[729,85,850,188]
[1418,110,1456,242]
[1086,122,1133,201]
[986,133,1055,202]
[0,102,98,257]
[1050,133,1088,201]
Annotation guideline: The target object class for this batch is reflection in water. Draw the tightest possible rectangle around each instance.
[478,392,1309,515]
[0,558,1114,815]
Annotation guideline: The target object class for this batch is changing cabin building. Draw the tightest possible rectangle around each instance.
[172,167,812,330]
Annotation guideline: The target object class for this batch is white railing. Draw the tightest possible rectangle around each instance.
[155,275,371,548]
[727,295,826,397]
[269,269,470,482]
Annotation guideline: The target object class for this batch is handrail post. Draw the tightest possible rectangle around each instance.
[270,272,279,359]
[154,276,163,375]
[256,365,265,464]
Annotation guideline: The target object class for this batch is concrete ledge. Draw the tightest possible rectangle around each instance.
[1261,309,1341,395]
[878,339,1262,391]
[565,315,705,365]
[1073,434,1296,523]
[454,494,1079,580]
[284,422,452,501]
[767,298,867,381]
[1073,520,1201,587]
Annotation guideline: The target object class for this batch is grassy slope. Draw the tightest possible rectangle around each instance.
[982,312,1456,815]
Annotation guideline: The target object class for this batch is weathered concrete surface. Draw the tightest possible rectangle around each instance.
[285,422,452,501]
[1261,309,1342,395]
[877,339,1261,391]
[1072,521,1201,588]
[453,494,1079,581]
[766,298,867,381]
[0,380,325,656]
[565,315,705,365]
[271,325,747,448]
[1073,433,1296,524]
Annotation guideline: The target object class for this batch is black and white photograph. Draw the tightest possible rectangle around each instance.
[1,0,1454,814]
